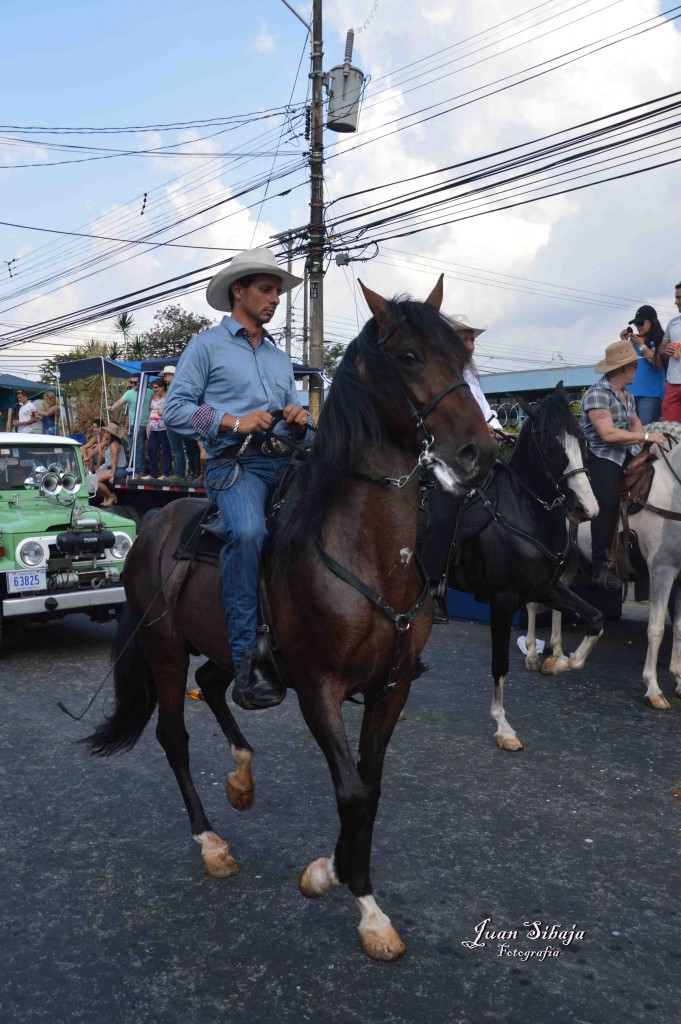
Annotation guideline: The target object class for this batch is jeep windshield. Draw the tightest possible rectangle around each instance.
[0,443,82,491]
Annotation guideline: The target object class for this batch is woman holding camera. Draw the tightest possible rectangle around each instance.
[619,303,666,424]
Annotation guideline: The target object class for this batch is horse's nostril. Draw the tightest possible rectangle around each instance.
[458,442,480,472]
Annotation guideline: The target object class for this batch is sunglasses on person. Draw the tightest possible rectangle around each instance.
[129,380,139,386]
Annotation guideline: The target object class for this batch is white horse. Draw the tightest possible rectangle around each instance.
[526,423,681,708]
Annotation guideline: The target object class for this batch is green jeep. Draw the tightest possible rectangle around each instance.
[0,433,135,645]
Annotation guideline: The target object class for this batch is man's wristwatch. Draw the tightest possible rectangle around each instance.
[644,431,649,443]
[232,418,240,434]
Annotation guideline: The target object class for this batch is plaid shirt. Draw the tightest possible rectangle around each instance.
[580,376,636,466]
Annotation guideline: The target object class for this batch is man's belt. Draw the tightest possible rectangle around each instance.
[215,434,289,460]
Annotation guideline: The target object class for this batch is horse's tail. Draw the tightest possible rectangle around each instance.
[83,604,158,756]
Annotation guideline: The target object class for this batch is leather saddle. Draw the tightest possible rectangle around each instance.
[620,449,656,513]
[609,449,657,583]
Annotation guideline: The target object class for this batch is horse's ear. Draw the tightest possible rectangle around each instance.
[425,274,444,311]
[516,395,538,420]
[555,380,568,401]
[358,280,392,331]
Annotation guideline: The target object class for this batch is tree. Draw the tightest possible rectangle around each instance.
[323,342,347,378]
[138,305,214,360]
[113,312,135,358]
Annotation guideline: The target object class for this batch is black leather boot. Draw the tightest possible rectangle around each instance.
[231,649,286,710]
[411,658,431,679]
[592,563,623,592]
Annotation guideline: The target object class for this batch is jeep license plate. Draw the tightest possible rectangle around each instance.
[6,569,47,593]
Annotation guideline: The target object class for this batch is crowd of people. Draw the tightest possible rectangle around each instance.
[102,365,203,487]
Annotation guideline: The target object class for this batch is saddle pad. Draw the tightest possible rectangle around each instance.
[173,507,226,568]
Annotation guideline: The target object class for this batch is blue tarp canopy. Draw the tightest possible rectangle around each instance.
[57,357,141,383]
[0,372,50,392]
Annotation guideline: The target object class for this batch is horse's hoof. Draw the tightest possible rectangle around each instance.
[496,734,524,751]
[226,774,255,812]
[194,831,239,878]
[359,923,406,961]
[227,748,255,811]
[299,857,339,898]
[525,657,541,672]
[647,692,672,710]
[540,655,570,675]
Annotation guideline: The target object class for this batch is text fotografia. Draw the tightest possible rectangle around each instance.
[462,918,585,961]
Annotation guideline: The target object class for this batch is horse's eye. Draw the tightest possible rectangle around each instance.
[399,351,417,366]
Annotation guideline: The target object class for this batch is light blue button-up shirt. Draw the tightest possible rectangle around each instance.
[163,315,300,459]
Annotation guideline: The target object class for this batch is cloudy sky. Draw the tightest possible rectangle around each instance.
[1,0,679,378]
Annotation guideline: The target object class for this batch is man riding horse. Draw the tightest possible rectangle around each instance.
[163,247,310,710]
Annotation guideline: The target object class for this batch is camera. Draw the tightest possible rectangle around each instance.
[626,326,633,334]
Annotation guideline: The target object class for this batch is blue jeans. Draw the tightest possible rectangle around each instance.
[205,455,288,666]
[133,424,148,476]
[635,396,662,425]
[166,427,186,477]
[147,430,172,477]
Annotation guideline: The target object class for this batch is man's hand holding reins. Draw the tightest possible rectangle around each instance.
[282,403,310,439]
[220,410,273,434]
[219,404,309,436]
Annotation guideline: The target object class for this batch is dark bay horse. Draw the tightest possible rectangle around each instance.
[85,280,497,961]
[452,384,602,750]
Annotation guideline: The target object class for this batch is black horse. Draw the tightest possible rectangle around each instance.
[451,384,603,750]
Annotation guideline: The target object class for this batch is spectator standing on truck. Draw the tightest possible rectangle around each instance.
[108,376,152,476]
[143,379,172,479]
[12,390,38,433]
[163,247,308,711]
[161,365,188,480]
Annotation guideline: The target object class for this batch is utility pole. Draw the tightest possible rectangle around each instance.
[308,0,325,420]
[284,231,293,356]
[302,264,309,367]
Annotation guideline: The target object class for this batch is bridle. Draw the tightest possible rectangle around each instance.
[524,426,591,512]
[357,315,471,488]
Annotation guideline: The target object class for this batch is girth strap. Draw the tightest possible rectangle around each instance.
[628,496,681,521]
[316,540,430,695]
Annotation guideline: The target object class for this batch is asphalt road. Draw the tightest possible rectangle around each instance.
[2,609,680,1024]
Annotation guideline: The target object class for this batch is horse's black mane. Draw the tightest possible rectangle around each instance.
[519,387,582,443]
[269,297,470,581]
[509,386,582,481]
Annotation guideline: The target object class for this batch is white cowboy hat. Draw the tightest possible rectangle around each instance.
[451,314,486,339]
[161,365,176,374]
[206,248,303,312]
[595,339,643,374]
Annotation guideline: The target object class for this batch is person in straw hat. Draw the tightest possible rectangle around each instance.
[580,339,666,591]
[96,421,127,506]
[164,247,310,710]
